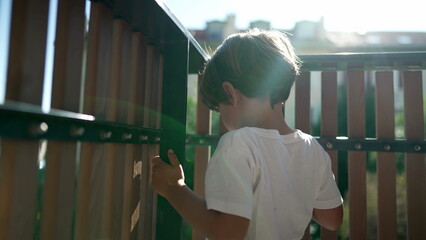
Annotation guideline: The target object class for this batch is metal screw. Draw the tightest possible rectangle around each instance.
[29,122,48,136]
[326,142,333,149]
[140,135,148,141]
[100,130,112,140]
[199,139,205,145]
[122,133,132,140]
[414,145,421,152]
[384,145,391,151]
[355,143,362,150]
[70,125,85,137]
[155,137,161,142]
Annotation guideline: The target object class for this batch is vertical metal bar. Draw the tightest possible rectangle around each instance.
[347,69,367,240]
[156,39,189,240]
[375,71,396,240]
[192,73,211,240]
[40,1,86,239]
[403,71,426,240]
[0,1,49,239]
[320,71,338,240]
[295,72,311,240]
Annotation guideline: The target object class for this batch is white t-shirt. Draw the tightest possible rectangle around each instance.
[205,127,343,240]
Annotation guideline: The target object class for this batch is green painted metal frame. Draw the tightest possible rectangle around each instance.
[186,134,426,153]
[0,102,161,144]
[156,39,190,239]
[299,51,426,71]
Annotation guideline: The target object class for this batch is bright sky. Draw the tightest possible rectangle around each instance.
[164,0,426,32]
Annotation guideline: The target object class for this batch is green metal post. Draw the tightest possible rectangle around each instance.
[156,39,190,240]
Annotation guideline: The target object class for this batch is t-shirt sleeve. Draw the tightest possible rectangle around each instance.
[205,139,254,220]
[314,152,343,209]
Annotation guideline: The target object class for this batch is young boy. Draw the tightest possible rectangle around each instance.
[151,29,343,239]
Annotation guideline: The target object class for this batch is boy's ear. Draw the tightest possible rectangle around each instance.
[222,81,238,106]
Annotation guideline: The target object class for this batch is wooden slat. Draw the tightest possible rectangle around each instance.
[375,71,396,240]
[75,3,113,239]
[295,72,311,133]
[130,33,148,240]
[320,71,339,240]
[295,72,311,240]
[347,69,367,240]
[403,71,426,240]
[0,1,49,239]
[111,19,134,240]
[152,52,164,240]
[139,44,156,240]
[40,1,86,240]
[107,18,133,240]
[193,74,212,240]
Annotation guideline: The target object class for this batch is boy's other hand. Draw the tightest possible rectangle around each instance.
[151,149,185,198]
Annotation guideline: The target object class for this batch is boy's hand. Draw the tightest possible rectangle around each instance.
[151,149,185,198]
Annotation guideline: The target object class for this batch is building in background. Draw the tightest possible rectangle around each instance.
[189,15,426,54]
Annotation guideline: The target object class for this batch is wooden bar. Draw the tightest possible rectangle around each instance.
[75,3,113,239]
[320,71,338,240]
[40,1,86,240]
[403,71,426,240]
[295,72,311,240]
[108,18,133,240]
[193,74,212,240]
[295,72,311,133]
[0,1,49,239]
[347,69,367,240]
[129,32,148,240]
[112,20,134,240]
[375,71,396,240]
[139,44,156,240]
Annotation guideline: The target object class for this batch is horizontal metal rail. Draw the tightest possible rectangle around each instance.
[0,103,161,144]
[186,134,426,153]
[299,51,426,71]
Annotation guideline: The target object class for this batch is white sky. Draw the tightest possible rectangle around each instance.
[164,0,426,32]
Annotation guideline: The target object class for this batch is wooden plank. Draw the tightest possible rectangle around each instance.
[347,69,367,240]
[320,71,338,240]
[295,72,311,133]
[295,72,311,240]
[0,1,49,239]
[39,1,86,240]
[75,3,113,239]
[375,71,396,240]
[139,44,156,240]
[130,33,148,240]
[107,18,133,240]
[403,71,426,240]
[192,74,212,240]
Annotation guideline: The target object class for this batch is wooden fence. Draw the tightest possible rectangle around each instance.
[0,0,425,240]
[190,53,426,240]
[0,0,207,240]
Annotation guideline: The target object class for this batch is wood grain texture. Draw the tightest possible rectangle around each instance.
[375,71,396,240]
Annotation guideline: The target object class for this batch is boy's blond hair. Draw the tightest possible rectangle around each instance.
[200,29,301,112]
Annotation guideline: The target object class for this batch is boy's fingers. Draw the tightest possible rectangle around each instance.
[167,149,180,167]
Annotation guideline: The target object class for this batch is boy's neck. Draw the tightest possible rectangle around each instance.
[240,97,294,135]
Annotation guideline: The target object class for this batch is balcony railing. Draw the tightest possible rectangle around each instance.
[0,1,425,240]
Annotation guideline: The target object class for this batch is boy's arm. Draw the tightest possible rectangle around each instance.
[152,150,249,239]
[312,205,343,231]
